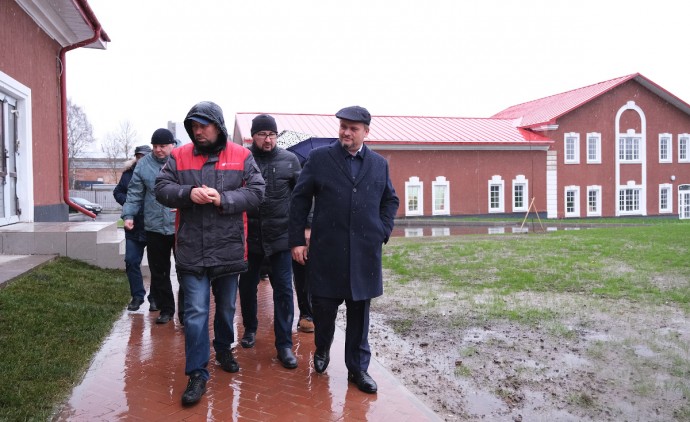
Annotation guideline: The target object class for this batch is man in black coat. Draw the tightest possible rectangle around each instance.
[289,105,399,393]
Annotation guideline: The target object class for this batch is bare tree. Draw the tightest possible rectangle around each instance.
[102,121,138,183]
[67,98,96,188]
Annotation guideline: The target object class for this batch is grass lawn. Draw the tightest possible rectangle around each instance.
[0,257,128,421]
[0,218,687,420]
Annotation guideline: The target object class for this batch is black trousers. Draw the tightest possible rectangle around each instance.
[291,260,312,319]
[146,231,176,316]
[311,295,371,373]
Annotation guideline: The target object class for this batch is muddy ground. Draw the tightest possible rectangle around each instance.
[364,276,690,421]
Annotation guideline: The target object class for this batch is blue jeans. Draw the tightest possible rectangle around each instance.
[239,250,294,349]
[124,238,146,300]
[179,271,238,380]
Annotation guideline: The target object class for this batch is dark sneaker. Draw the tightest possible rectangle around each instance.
[156,313,172,324]
[181,372,206,406]
[216,350,239,373]
[127,297,144,311]
[148,298,159,312]
[240,332,256,348]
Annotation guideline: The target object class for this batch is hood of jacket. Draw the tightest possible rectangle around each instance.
[123,158,136,171]
[183,101,228,154]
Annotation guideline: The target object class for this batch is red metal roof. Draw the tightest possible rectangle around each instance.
[235,113,552,147]
[491,73,690,128]
[237,74,690,147]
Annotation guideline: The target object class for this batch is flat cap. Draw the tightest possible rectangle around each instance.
[335,105,371,125]
[134,145,152,155]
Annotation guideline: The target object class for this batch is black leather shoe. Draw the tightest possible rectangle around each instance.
[127,297,144,311]
[313,350,330,373]
[277,348,298,369]
[240,332,256,348]
[216,350,240,373]
[181,372,206,406]
[348,371,378,394]
[156,313,172,324]
[148,298,159,312]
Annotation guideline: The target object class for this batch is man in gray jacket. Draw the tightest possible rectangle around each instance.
[155,101,264,406]
[122,128,180,324]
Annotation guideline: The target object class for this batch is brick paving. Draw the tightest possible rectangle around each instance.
[54,273,440,421]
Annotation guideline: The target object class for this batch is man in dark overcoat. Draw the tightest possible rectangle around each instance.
[289,105,399,394]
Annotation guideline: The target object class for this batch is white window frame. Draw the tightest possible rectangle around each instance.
[488,175,504,213]
[618,183,642,215]
[431,176,450,216]
[618,131,641,162]
[512,174,528,212]
[564,186,580,218]
[404,176,423,216]
[0,70,33,224]
[586,185,602,217]
[679,133,690,163]
[586,132,601,164]
[659,133,672,163]
[659,183,673,214]
[564,132,580,164]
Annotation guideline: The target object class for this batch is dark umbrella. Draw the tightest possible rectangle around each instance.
[287,137,337,165]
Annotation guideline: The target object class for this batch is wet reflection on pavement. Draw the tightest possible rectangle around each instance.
[54,273,439,421]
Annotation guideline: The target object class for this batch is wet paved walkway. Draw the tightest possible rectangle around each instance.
[54,272,440,421]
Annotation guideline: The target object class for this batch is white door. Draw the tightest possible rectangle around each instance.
[0,94,20,226]
[679,185,690,220]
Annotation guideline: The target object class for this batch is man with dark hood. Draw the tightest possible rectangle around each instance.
[155,101,264,406]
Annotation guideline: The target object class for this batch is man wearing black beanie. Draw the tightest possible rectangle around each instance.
[122,128,180,324]
[250,113,278,136]
[238,114,302,370]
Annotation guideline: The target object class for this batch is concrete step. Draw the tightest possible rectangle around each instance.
[0,222,148,275]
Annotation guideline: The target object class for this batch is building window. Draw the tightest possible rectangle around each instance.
[512,174,528,212]
[404,176,423,216]
[488,175,504,213]
[659,184,673,213]
[564,186,580,217]
[431,176,450,216]
[587,185,602,217]
[564,132,580,164]
[586,132,601,164]
[679,134,690,163]
[659,133,672,163]
[618,188,641,213]
[619,135,641,162]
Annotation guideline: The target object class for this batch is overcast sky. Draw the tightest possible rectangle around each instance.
[67,0,689,152]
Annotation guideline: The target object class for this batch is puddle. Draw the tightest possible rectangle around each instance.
[391,223,592,237]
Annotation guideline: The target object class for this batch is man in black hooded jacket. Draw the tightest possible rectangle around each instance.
[155,101,264,406]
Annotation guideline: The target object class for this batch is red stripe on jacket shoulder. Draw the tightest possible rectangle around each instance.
[172,143,250,171]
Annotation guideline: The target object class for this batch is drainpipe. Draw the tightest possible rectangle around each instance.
[58,4,105,219]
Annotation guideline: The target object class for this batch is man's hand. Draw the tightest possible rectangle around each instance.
[124,219,134,231]
[292,246,308,265]
[304,228,311,248]
[190,185,221,206]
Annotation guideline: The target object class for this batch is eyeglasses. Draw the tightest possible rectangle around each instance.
[255,132,277,140]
